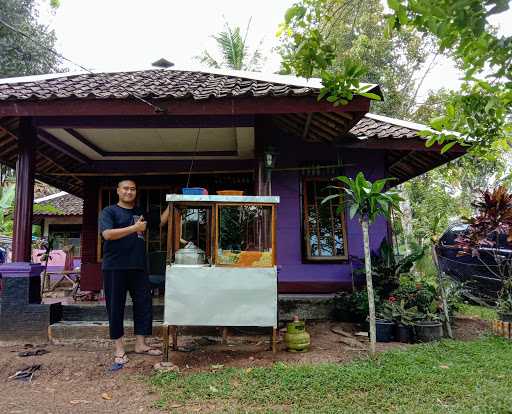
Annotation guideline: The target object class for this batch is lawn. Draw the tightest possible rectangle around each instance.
[151,336,512,413]
[458,304,497,321]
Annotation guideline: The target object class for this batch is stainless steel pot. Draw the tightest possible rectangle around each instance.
[174,242,206,265]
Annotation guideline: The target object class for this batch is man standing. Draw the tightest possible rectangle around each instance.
[99,179,161,364]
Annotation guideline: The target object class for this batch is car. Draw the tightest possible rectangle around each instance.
[435,222,511,301]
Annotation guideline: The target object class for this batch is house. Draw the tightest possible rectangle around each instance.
[0,68,465,341]
[33,191,83,255]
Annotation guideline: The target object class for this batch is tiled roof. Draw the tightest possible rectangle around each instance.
[0,69,322,102]
[350,113,422,139]
[34,192,83,216]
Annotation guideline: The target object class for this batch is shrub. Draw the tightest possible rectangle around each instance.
[331,290,370,323]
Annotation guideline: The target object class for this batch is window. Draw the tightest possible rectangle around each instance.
[217,204,273,267]
[303,179,348,260]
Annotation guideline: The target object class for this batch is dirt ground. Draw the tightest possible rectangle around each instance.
[0,317,490,414]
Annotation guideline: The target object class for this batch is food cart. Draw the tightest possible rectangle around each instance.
[162,194,280,358]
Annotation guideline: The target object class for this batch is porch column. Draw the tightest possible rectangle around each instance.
[0,119,60,344]
[80,177,102,291]
[12,119,36,262]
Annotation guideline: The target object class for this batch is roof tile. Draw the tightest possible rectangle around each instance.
[0,69,321,102]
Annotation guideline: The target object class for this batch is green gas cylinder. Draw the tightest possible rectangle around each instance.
[284,316,310,352]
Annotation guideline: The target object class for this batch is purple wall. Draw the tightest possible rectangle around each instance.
[270,135,389,293]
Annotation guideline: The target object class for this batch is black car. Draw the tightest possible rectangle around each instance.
[436,223,511,301]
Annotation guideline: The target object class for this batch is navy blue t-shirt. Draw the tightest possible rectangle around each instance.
[99,204,147,270]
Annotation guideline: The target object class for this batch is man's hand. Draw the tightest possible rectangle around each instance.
[133,216,147,233]
[102,215,146,241]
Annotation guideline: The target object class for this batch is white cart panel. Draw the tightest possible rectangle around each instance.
[164,265,277,327]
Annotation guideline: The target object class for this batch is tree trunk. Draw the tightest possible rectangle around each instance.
[361,218,376,356]
[398,186,413,255]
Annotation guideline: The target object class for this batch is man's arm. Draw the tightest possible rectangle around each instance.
[101,214,146,241]
[160,205,169,227]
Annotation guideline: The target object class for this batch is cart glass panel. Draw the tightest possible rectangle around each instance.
[171,205,212,264]
[217,205,273,267]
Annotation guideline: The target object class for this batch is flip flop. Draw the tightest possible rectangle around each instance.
[114,353,129,364]
[135,347,163,356]
[109,362,125,372]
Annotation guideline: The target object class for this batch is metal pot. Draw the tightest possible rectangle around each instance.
[174,242,206,265]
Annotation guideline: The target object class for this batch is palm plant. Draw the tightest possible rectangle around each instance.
[196,18,264,71]
[323,172,402,356]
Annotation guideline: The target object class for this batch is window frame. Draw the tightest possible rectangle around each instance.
[302,177,349,262]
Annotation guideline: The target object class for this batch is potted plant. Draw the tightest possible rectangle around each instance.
[390,299,417,343]
[414,310,443,342]
[375,302,396,342]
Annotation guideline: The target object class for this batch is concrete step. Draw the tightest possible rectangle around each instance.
[58,294,335,323]
[62,304,164,321]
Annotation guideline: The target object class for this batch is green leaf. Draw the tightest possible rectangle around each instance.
[349,203,359,219]
[387,0,401,11]
[425,136,438,148]
[430,116,446,131]
[359,92,382,101]
[440,141,457,154]
[321,193,340,205]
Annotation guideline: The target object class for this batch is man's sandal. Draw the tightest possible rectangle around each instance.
[114,353,129,364]
[134,347,163,356]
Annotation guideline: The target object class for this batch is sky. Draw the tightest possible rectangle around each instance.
[38,0,512,102]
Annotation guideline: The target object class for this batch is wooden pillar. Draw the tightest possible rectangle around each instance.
[254,116,271,196]
[80,177,102,291]
[12,119,36,262]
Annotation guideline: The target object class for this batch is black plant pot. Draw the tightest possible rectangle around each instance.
[498,312,512,322]
[396,324,414,343]
[414,321,443,342]
[376,319,395,342]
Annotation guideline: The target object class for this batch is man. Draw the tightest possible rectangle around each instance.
[99,179,162,364]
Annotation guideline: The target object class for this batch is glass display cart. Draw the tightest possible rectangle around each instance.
[162,194,280,359]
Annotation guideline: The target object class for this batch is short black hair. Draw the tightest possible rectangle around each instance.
[117,178,137,188]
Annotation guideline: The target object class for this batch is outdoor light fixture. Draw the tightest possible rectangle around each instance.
[263,147,277,169]
[263,146,278,183]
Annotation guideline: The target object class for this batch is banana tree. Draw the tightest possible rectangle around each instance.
[323,172,402,356]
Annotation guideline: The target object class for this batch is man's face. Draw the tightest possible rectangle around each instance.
[117,180,137,203]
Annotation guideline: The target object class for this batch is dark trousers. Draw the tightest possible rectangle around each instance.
[103,269,153,340]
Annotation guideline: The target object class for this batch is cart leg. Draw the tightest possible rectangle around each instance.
[170,325,178,350]
[272,327,277,354]
[222,327,229,344]
[162,325,170,362]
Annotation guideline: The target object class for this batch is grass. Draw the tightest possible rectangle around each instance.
[458,304,497,321]
[150,336,512,413]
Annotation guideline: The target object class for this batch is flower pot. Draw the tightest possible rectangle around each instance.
[414,321,443,342]
[498,312,512,322]
[395,324,414,343]
[375,319,395,342]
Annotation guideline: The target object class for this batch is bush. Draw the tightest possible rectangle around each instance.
[390,278,437,314]
[331,290,369,323]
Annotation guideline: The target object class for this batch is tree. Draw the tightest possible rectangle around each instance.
[196,18,264,71]
[278,0,436,118]
[0,0,61,78]
[0,185,15,235]
[323,172,402,356]
[386,0,512,154]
